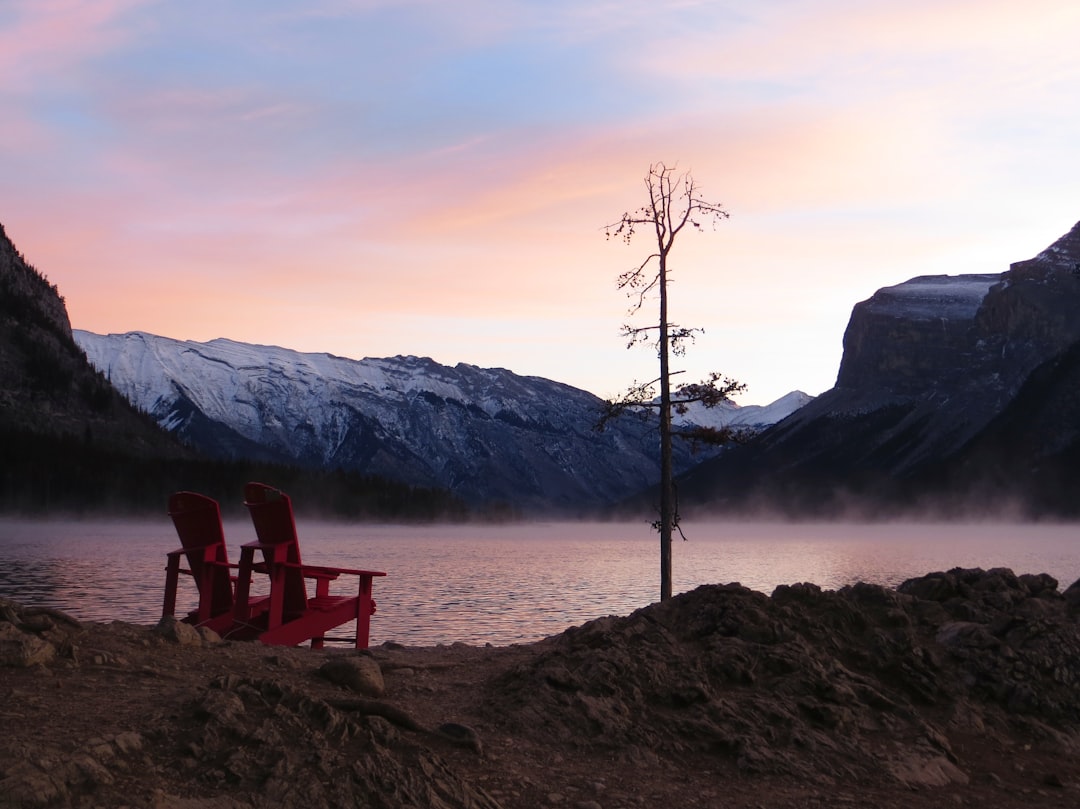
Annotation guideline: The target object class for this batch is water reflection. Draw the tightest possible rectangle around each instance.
[1,518,1078,646]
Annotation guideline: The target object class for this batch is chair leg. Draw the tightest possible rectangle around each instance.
[162,555,181,618]
[355,575,375,649]
[234,547,256,621]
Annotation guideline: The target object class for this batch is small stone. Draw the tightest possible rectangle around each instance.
[437,722,483,755]
[113,732,144,755]
[317,654,385,697]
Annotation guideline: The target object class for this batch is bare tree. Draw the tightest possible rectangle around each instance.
[601,162,745,602]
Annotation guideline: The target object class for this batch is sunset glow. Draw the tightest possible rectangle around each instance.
[3,0,1079,403]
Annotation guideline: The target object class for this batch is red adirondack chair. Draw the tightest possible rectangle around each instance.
[162,491,240,635]
[234,482,386,649]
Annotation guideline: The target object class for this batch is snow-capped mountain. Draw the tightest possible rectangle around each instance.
[673,390,814,431]
[74,330,809,511]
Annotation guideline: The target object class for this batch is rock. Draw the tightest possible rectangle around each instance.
[317,654,385,697]
[936,622,999,650]
[153,616,203,646]
[0,621,56,667]
[887,753,970,788]
[1019,573,1059,597]
[1063,579,1080,610]
[437,722,483,754]
[898,572,958,602]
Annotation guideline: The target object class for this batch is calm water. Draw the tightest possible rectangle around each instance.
[1,518,1078,646]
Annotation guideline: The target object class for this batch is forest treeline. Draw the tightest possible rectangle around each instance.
[0,426,473,521]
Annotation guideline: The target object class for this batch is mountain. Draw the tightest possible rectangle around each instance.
[0,222,186,457]
[0,221,466,518]
[0,221,206,512]
[73,330,808,512]
[678,220,1080,518]
[674,390,815,431]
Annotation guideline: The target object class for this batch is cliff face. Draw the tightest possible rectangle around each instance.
[975,226,1080,389]
[836,274,1000,394]
[680,221,1080,517]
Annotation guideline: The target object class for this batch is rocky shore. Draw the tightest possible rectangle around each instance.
[4,567,1080,808]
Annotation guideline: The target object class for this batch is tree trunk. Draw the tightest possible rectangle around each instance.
[658,251,673,602]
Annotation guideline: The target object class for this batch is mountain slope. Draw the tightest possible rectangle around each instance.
[75,331,807,512]
[678,220,1080,518]
[0,222,185,456]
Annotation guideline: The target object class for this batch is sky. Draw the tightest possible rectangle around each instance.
[3,1,1080,406]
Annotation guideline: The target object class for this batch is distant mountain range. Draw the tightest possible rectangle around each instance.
[74,330,809,512]
[9,211,1079,520]
[678,220,1080,519]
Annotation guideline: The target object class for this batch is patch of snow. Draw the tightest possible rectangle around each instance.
[674,390,814,429]
[864,274,1000,321]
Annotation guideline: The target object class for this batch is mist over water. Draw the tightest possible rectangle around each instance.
[1,519,1078,646]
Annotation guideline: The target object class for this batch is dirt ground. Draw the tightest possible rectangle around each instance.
[2,606,1080,809]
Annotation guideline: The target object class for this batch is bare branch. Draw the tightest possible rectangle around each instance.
[673,424,759,451]
[602,161,737,602]
[672,372,747,407]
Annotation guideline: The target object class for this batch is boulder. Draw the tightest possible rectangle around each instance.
[317,654,386,697]
[153,616,203,646]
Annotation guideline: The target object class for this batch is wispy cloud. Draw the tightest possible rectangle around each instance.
[3,0,1079,402]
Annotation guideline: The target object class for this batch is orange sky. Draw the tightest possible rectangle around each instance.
[3,0,1079,403]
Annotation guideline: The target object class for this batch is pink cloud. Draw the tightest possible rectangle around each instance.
[7,0,1076,403]
[0,0,145,89]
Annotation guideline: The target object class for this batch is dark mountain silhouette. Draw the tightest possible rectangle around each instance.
[0,222,187,456]
[678,221,1080,519]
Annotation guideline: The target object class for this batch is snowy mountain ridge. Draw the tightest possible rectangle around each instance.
[74,330,809,511]
[673,390,815,430]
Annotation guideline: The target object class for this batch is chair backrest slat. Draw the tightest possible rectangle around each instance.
[243,482,308,614]
[168,491,233,614]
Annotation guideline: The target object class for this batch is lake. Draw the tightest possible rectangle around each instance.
[1,518,1078,646]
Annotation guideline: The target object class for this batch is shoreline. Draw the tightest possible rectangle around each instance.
[5,567,1080,807]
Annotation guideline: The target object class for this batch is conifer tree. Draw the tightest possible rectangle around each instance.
[602,162,745,601]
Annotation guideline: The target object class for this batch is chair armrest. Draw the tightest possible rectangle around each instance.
[167,543,223,557]
[166,548,237,568]
[301,564,386,578]
[265,560,385,579]
[240,540,283,552]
